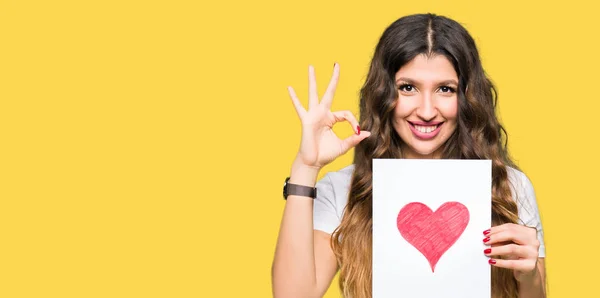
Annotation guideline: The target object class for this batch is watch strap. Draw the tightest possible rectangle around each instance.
[286,183,317,199]
[284,177,317,199]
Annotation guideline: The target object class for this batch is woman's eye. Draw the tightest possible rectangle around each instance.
[399,84,414,92]
[439,86,456,93]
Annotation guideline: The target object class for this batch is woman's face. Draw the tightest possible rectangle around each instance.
[393,54,459,159]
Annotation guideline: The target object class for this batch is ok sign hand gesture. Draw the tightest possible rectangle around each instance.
[288,64,371,170]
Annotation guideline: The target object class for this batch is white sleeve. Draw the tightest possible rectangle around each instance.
[313,173,341,235]
[513,171,546,258]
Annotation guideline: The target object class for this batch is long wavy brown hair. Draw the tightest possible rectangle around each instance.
[331,13,521,298]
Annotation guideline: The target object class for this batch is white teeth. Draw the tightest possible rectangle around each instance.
[414,125,438,133]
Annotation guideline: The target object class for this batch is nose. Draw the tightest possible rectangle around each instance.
[416,93,438,122]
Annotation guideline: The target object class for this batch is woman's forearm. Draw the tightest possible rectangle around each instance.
[272,162,321,298]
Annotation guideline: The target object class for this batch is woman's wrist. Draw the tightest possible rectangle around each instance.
[516,264,545,295]
[289,157,321,187]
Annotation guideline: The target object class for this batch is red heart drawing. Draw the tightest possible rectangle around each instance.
[397,202,470,272]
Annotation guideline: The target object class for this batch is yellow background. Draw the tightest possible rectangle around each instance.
[0,0,597,297]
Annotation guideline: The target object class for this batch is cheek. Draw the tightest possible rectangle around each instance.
[439,98,458,120]
[394,97,413,118]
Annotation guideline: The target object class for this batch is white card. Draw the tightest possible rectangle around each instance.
[372,159,491,298]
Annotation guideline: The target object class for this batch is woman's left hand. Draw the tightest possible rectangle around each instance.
[483,223,540,282]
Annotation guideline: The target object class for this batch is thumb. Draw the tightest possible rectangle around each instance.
[340,131,371,154]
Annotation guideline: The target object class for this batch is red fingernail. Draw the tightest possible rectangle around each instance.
[488,259,496,265]
[484,248,492,254]
[483,229,491,236]
[357,126,360,135]
[483,237,490,243]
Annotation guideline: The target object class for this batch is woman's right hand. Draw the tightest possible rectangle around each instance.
[287,63,371,171]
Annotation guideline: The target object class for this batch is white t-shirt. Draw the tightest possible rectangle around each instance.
[313,164,546,257]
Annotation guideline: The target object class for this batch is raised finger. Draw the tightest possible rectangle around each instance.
[484,230,529,246]
[321,63,340,109]
[287,86,306,117]
[308,65,318,109]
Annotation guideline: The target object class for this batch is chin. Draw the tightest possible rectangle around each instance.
[405,143,444,158]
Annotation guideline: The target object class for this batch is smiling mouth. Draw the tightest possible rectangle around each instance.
[407,121,444,139]
[408,121,443,132]
[413,124,439,133]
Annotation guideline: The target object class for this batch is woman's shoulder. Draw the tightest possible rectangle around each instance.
[505,166,543,225]
[506,166,535,199]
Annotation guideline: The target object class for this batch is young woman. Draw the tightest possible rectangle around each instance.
[272,13,546,298]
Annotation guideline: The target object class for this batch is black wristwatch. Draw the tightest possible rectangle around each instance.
[283,177,317,200]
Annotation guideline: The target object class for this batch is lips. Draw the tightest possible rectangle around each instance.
[408,121,444,140]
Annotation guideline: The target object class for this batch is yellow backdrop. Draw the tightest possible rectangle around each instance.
[1,0,597,297]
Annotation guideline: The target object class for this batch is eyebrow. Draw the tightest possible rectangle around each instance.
[396,77,459,86]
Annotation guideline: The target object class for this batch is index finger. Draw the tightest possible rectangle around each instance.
[487,223,516,235]
[488,223,537,238]
[484,230,530,246]
[331,110,360,134]
[485,224,537,246]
